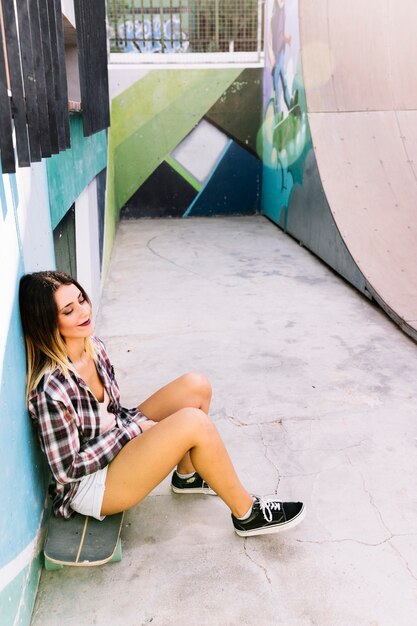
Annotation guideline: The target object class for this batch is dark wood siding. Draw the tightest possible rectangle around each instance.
[2,0,31,167]
[0,19,15,173]
[74,0,110,136]
[0,0,109,173]
[28,0,52,158]
[16,0,41,162]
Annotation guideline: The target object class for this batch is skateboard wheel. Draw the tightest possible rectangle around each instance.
[44,557,64,571]
[110,538,122,563]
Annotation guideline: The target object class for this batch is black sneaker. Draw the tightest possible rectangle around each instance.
[232,496,305,536]
[171,471,216,495]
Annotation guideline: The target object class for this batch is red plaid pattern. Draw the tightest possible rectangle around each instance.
[28,337,145,518]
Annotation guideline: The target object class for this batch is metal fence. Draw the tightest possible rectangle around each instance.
[107,0,263,57]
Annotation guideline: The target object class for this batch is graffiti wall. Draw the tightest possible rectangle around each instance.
[261,0,366,290]
[112,12,189,53]
[108,0,260,55]
[106,67,262,231]
[260,0,310,227]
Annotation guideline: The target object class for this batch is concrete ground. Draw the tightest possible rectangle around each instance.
[32,216,417,626]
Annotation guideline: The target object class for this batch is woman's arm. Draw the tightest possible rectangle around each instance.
[29,391,139,484]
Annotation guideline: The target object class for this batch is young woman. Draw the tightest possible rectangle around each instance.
[19,271,305,537]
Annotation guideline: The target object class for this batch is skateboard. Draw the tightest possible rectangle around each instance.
[43,511,124,570]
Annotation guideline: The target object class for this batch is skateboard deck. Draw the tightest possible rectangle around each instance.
[43,512,124,570]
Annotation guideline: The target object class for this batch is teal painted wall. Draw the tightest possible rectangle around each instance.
[0,553,44,626]
[0,113,108,625]
[47,114,107,230]
[0,289,48,556]
[0,165,51,626]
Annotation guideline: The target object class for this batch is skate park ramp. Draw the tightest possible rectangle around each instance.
[300,0,417,340]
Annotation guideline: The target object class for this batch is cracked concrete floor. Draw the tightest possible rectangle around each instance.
[32,216,417,626]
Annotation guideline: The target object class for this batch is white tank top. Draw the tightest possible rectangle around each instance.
[99,388,116,434]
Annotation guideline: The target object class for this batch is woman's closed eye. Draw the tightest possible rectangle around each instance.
[62,297,86,315]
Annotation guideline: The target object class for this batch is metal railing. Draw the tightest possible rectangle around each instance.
[107,0,263,57]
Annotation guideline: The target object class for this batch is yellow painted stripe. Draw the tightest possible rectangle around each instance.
[165,155,202,191]
[75,516,89,564]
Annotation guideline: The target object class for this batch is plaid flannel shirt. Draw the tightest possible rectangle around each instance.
[28,336,146,518]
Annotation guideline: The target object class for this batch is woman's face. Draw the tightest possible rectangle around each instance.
[54,283,94,342]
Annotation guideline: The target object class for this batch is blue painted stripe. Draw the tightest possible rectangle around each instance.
[0,260,49,569]
[12,181,23,254]
[0,173,7,220]
[182,139,233,218]
[0,171,20,221]
[10,174,19,210]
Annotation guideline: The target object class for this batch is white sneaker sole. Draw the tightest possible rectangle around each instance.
[234,504,306,537]
[171,485,217,495]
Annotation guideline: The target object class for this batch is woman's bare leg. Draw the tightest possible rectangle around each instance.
[101,408,253,518]
[138,372,212,418]
[138,372,212,474]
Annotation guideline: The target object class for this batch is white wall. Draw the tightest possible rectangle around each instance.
[17,162,55,272]
[75,177,101,315]
[0,162,54,387]
[61,0,75,27]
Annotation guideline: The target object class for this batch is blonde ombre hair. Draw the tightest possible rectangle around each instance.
[19,271,96,402]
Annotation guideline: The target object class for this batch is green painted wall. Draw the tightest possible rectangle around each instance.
[0,553,45,626]
[104,68,242,274]
[47,115,107,230]
[206,67,262,154]
[112,69,241,208]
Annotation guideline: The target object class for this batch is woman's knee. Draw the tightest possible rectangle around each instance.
[181,372,212,404]
[172,407,215,438]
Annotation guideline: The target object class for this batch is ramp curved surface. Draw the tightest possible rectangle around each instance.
[300,0,417,338]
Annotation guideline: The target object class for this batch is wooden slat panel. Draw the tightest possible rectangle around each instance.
[16,0,41,162]
[28,0,52,157]
[0,19,15,173]
[2,0,30,166]
[38,0,59,153]
[54,0,70,148]
[47,0,66,150]
[74,0,110,136]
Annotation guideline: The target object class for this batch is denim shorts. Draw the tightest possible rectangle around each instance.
[69,466,108,521]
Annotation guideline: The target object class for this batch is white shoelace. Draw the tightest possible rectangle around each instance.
[258,496,282,522]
